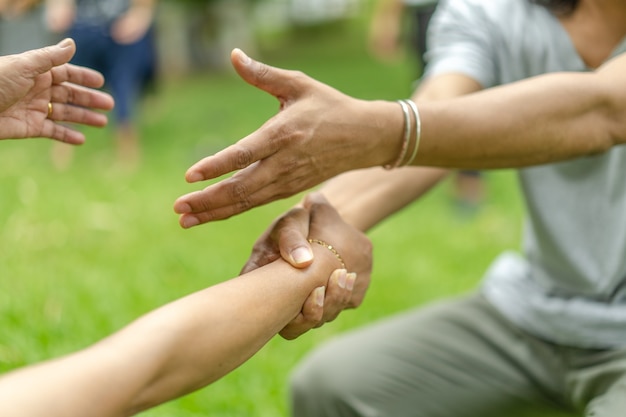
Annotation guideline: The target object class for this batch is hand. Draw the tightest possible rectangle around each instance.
[0,38,114,143]
[111,6,154,44]
[242,192,373,340]
[173,49,401,227]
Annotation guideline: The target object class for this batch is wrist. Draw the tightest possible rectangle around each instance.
[365,99,406,168]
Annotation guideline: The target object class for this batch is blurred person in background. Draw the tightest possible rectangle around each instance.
[0,0,40,19]
[0,0,53,55]
[370,0,485,213]
[174,0,626,415]
[46,0,158,170]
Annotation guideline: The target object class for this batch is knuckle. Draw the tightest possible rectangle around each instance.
[233,144,254,169]
[254,63,272,85]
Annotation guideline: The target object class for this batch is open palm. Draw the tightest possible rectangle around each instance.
[0,39,114,143]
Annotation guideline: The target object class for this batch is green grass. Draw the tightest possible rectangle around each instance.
[0,8,562,417]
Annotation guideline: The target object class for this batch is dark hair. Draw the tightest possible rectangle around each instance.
[531,0,580,15]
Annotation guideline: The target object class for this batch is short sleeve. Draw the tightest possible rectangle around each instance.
[422,0,498,88]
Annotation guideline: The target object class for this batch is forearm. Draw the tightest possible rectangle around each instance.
[412,71,622,169]
[315,74,478,232]
[121,253,333,413]
[319,166,448,232]
[0,246,337,417]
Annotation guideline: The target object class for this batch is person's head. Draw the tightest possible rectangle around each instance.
[531,0,579,15]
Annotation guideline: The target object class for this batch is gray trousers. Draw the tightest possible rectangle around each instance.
[290,293,626,417]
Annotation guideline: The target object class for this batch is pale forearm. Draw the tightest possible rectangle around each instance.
[122,257,329,413]
[0,247,337,417]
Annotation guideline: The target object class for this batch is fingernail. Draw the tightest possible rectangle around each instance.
[346,273,357,291]
[182,216,199,228]
[337,269,348,289]
[291,247,313,265]
[187,171,203,183]
[314,286,325,307]
[59,38,73,48]
[236,48,251,64]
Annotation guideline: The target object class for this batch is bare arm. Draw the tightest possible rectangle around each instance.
[0,195,370,417]
[320,73,482,231]
[174,50,626,225]
[0,39,114,143]
[234,74,480,341]
[0,260,329,417]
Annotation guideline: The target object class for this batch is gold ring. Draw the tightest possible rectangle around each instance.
[47,102,53,119]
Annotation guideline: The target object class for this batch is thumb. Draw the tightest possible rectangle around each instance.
[21,38,76,77]
[230,48,301,102]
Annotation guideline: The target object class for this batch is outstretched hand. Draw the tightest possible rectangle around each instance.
[174,49,400,228]
[242,192,373,340]
[0,38,114,143]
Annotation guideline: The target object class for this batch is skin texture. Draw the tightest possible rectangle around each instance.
[174,48,626,227]
[0,42,369,415]
[0,193,372,416]
[0,38,114,143]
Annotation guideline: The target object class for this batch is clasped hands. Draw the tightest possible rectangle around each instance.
[243,192,372,340]
[172,49,386,339]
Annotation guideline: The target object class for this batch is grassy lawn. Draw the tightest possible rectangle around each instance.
[0,6,553,417]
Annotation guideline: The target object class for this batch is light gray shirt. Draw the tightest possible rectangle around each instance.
[424,0,626,348]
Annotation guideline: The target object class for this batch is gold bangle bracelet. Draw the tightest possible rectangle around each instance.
[308,239,346,270]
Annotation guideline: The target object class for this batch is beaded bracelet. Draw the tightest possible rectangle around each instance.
[308,238,346,270]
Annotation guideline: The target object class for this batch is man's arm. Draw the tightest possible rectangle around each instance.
[319,72,482,231]
[174,50,626,225]
[414,54,626,168]
[235,73,481,340]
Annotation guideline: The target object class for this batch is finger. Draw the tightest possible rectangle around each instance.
[240,241,281,275]
[183,117,285,184]
[230,48,305,102]
[175,171,305,226]
[47,103,109,127]
[176,154,299,221]
[51,83,114,111]
[273,207,313,267]
[40,121,86,145]
[319,269,351,323]
[279,286,325,340]
[51,63,106,89]
[20,38,76,78]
